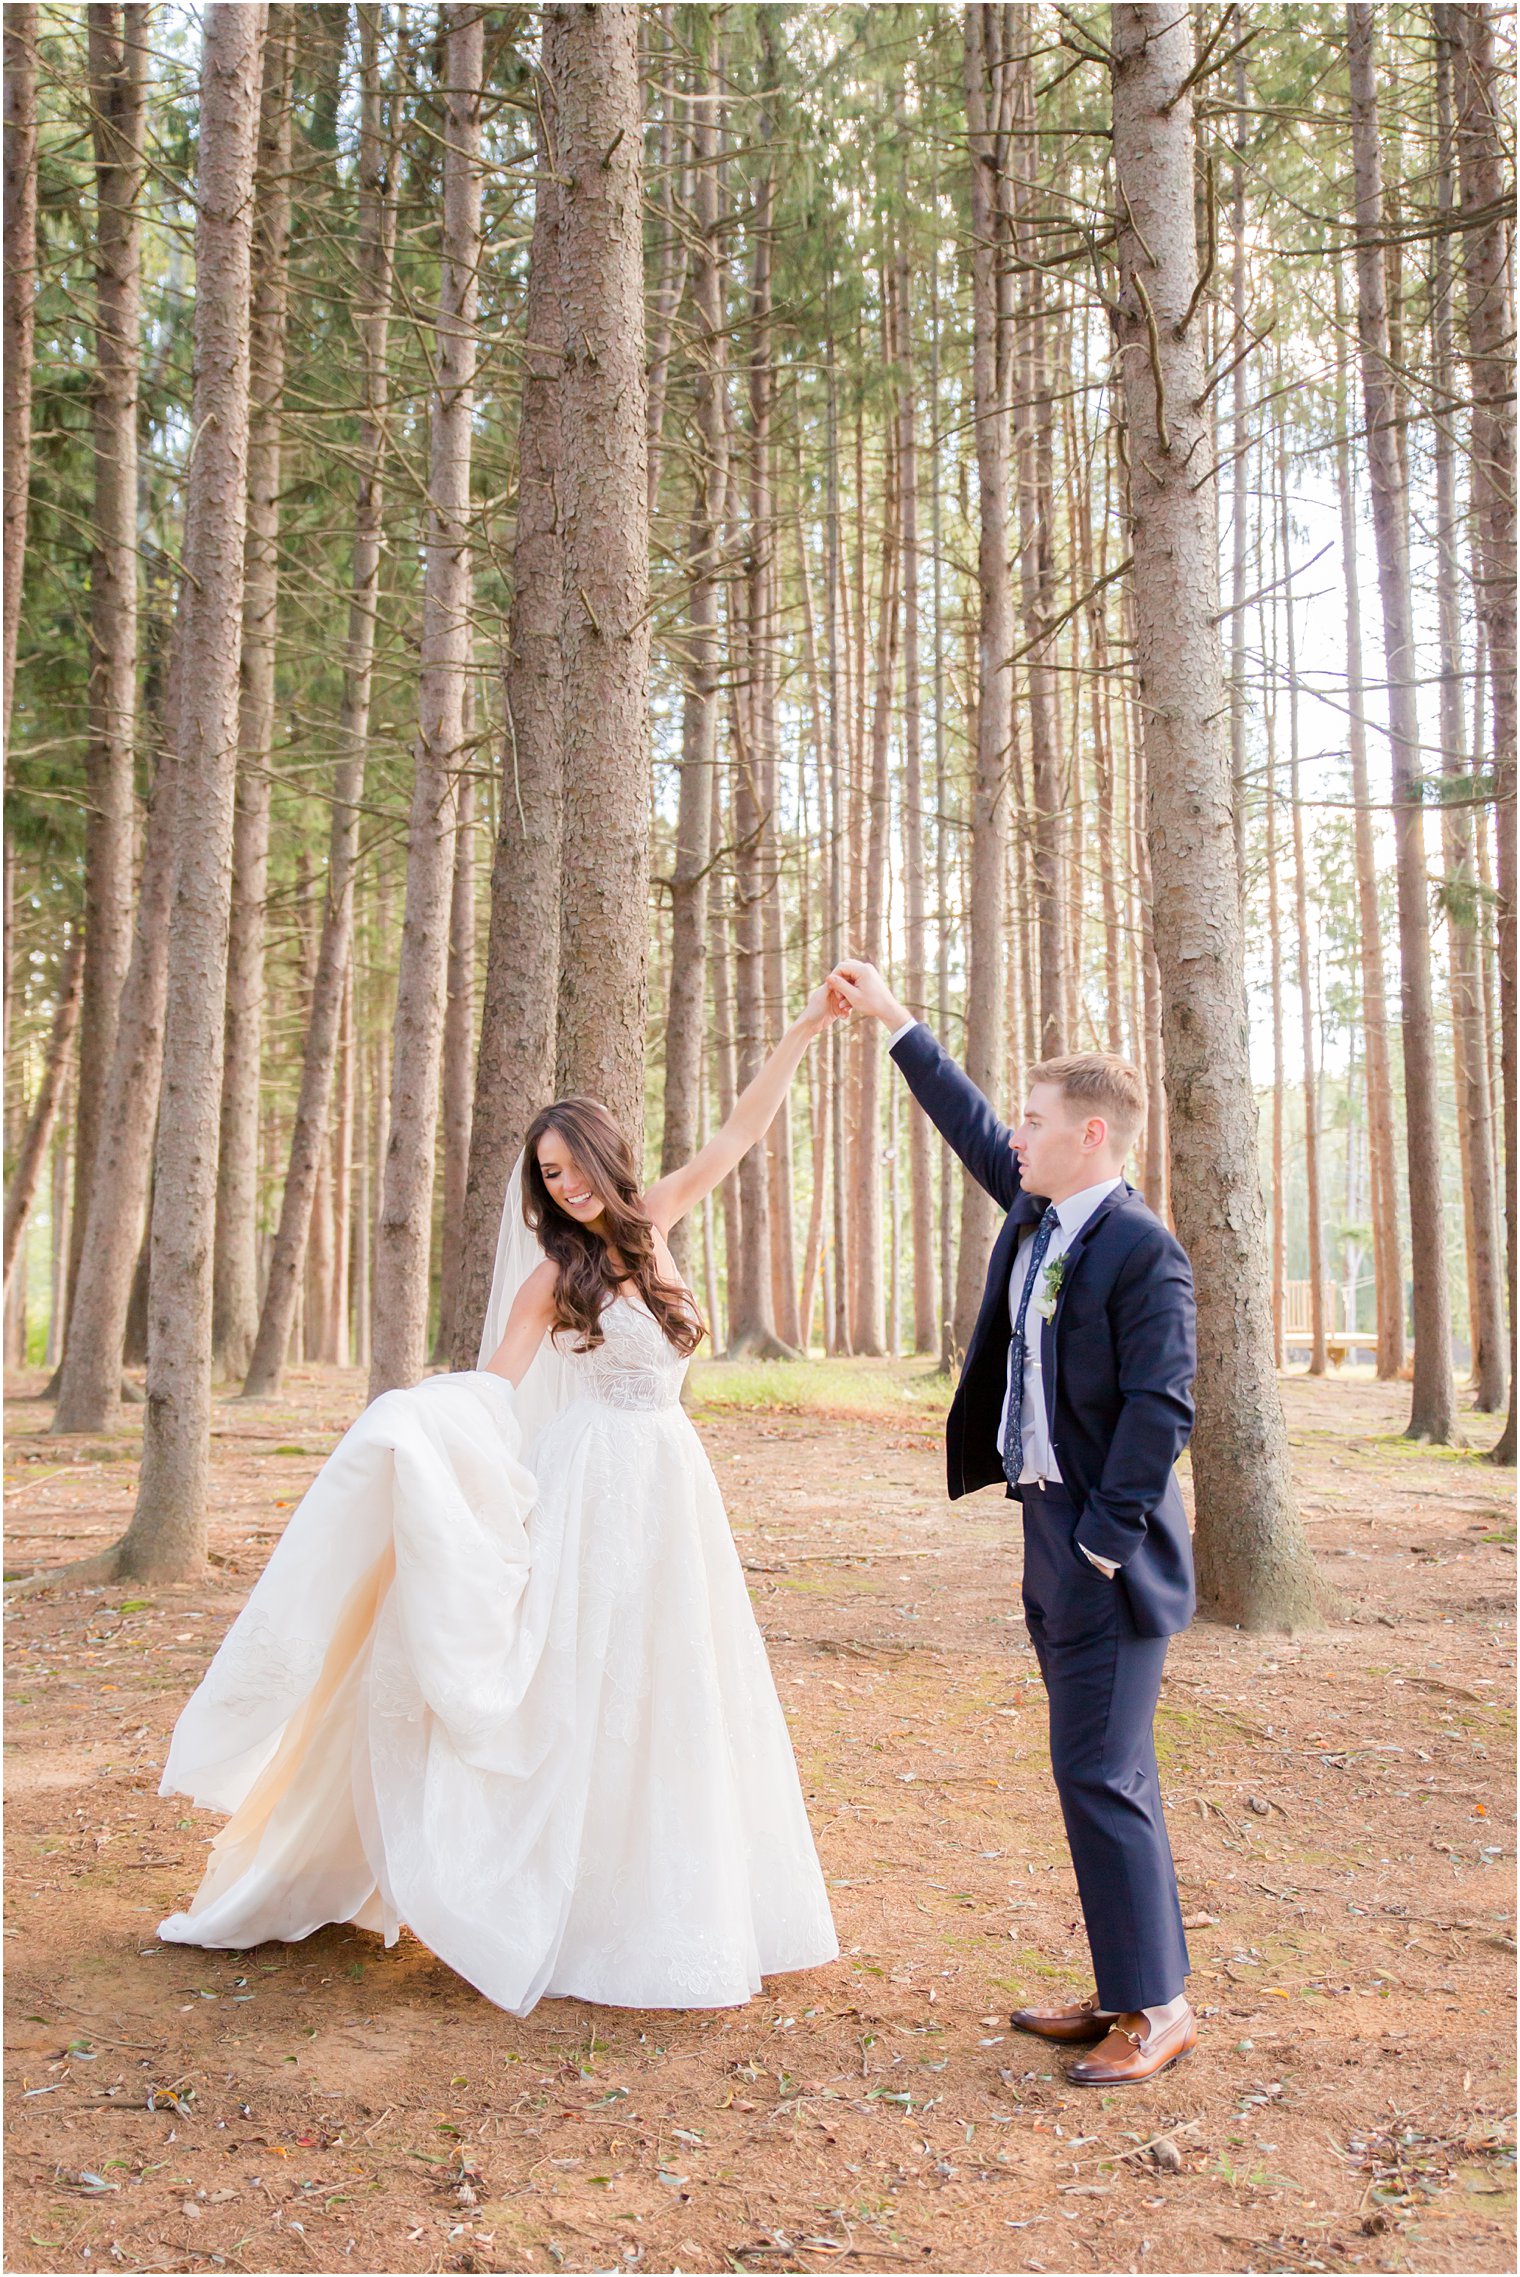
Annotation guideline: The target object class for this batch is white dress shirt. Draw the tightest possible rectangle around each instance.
[886,1019,1120,1578]
[997,1179,1120,1472]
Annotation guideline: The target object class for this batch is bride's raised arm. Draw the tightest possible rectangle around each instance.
[643,980,843,1234]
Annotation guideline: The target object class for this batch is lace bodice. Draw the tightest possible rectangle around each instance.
[573,1294,689,1412]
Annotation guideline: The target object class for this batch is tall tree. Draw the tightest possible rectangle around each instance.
[3,936,84,1289]
[955,3,1013,1359]
[895,198,935,1355]
[1333,275,1404,1379]
[213,8,295,1380]
[52,594,181,1432]
[1111,1,1318,1629]
[1433,16,1506,1415]
[1444,0,1516,1463]
[1346,3,1455,1443]
[370,2,483,1399]
[850,281,899,1359]
[551,1,650,1140]
[1278,423,1327,1376]
[69,4,149,1340]
[455,7,564,1368]
[244,5,397,1398]
[658,43,724,1287]
[727,70,790,1358]
[108,1,267,1582]
[3,3,38,754]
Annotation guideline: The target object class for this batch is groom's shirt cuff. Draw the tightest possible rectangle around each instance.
[887,1017,921,1049]
[1078,1542,1120,1578]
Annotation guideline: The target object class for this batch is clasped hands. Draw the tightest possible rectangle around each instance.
[798,959,911,1037]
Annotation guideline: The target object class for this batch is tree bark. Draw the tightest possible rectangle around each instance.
[851,289,899,1359]
[370,3,482,1399]
[52,605,181,1433]
[212,7,295,1380]
[551,2,650,1142]
[1332,273,1404,1379]
[956,3,1013,1360]
[3,935,84,1290]
[2,2,37,755]
[71,3,149,1346]
[896,213,934,1354]
[1444,0,1516,1462]
[1013,47,1067,1058]
[1279,424,1327,1376]
[659,50,723,1286]
[1433,19,1506,1414]
[1227,46,1250,905]
[110,1,267,1583]
[1347,3,1456,1443]
[1111,2,1317,1629]
[243,9,396,1396]
[455,11,563,1369]
[726,104,793,1360]
[435,762,475,1362]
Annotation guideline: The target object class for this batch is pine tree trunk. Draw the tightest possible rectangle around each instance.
[896,220,934,1354]
[51,662,178,1433]
[1111,1,1317,1629]
[1227,48,1251,903]
[643,3,686,523]
[551,1,649,1142]
[825,345,849,1356]
[956,4,1013,1359]
[1332,278,1405,1378]
[708,759,743,1348]
[1019,309,1067,1057]
[2,2,37,753]
[330,953,354,1367]
[245,11,396,1397]
[71,3,148,1347]
[1433,22,1506,1414]
[435,763,475,1362]
[3,935,84,1289]
[1279,428,1327,1376]
[1347,3,1456,1442]
[1266,689,1286,1368]
[1444,0,1516,1462]
[455,14,563,1369]
[725,130,791,1360]
[213,9,295,1380]
[370,3,481,1399]
[851,308,899,1359]
[112,1,267,1583]
[658,48,723,1287]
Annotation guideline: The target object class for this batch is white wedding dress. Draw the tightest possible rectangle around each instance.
[158,1235,838,2016]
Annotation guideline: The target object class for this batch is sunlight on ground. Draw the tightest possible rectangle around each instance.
[686,1350,956,1422]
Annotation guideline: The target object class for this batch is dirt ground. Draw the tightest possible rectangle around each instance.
[4,1360,1516,2277]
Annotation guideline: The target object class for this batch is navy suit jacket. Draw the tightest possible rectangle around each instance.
[890,1022,1197,1638]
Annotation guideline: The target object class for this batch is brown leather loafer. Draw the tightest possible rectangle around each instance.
[1009,1997,1118,2044]
[1065,2004,1197,2085]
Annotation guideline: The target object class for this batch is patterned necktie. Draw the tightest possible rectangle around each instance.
[1002,1204,1062,1491]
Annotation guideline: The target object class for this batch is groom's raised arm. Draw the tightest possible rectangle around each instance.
[887,1021,1022,1213]
[829,961,1021,1212]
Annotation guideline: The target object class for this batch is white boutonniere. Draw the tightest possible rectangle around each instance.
[1030,1252,1066,1321]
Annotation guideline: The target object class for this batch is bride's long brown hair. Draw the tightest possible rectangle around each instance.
[521,1098,707,1359]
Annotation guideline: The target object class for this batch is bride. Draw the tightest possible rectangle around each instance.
[157,985,847,2016]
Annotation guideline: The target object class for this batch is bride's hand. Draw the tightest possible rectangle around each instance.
[798,977,849,1036]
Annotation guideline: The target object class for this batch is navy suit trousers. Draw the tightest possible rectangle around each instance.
[1020,1482,1190,2011]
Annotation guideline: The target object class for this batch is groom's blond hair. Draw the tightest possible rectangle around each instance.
[1027,1052,1147,1153]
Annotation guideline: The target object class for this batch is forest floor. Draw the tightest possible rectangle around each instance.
[4,1358,1516,2277]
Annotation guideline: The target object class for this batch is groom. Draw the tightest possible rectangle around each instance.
[830,961,1199,2085]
